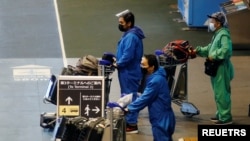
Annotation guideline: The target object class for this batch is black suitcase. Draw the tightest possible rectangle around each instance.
[63,116,88,141]
[43,74,57,105]
[78,117,106,141]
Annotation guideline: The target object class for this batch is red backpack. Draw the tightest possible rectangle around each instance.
[161,40,196,64]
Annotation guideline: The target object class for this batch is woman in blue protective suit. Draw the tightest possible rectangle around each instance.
[194,12,234,125]
[114,10,145,133]
[125,54,176,141]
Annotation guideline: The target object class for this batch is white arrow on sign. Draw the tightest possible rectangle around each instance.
[92,106,100,114]
[65,96,73,105]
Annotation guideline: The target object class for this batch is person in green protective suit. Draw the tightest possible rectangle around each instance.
[194,12,234,125]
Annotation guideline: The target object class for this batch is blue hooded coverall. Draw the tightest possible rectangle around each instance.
[196,27,234,123]
[116,26,145,124]
[127,67,176,141]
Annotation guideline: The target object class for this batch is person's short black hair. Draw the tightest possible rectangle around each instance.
[144,54,159,71]
[122,12,135,27]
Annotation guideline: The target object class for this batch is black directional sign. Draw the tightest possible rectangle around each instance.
[57,76,104,119]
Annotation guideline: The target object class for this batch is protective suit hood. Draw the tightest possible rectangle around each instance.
[152,67,166,78]
[123,26,145,39]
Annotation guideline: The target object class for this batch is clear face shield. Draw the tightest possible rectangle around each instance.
[115,9,130,17]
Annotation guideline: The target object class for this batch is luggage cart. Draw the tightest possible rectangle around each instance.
[104,105,126,141]
[99,53,126,141]
[40,54,115,129]
[155,40,200,118]
[50,105,125,141]
[40,53,126,141]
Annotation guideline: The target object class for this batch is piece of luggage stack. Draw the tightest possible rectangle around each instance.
[40,53,123,141]
[52,116,109,141]
[40,53,116,130]
[40,74,58,129]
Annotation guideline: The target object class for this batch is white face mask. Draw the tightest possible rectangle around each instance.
[208,23,216,32]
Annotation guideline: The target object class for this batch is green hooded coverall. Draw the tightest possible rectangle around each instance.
[196,27,234,122]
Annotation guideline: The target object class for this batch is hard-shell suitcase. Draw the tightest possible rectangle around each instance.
[43,74,57,105]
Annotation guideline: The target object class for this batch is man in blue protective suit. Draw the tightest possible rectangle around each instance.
[194,12,234,125]
[125,54,176,141]
[114,10,145,133]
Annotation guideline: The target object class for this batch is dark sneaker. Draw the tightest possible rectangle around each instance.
[214,120,233,125]
[126,124,139,134]
[210,117,219,122]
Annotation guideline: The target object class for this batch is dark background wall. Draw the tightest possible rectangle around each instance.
[57,0,212,58]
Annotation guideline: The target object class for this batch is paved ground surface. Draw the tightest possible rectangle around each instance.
[0,0,249,141]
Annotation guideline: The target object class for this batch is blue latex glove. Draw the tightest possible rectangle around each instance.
[107,102,126,112]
